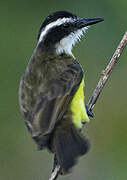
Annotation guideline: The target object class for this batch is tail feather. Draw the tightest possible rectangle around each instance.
[52,124,90,174]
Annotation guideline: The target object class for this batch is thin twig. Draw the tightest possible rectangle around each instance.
[49,31,127,180]
[49,165,60,180]
[87,31,127,111]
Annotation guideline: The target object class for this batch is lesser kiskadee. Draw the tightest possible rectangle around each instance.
[19,11,103,175]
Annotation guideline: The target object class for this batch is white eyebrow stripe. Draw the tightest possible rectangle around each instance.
[38,17,74,43]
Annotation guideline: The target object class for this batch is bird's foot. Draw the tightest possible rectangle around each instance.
[85,104,94,118]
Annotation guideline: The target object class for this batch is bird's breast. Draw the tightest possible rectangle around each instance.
[69,78,89,129]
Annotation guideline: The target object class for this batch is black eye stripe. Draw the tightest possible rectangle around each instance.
[37,11,77,40]
[43,24,71,45]
[63,23,70,28]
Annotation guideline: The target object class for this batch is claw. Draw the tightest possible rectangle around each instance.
[85,104,94,118]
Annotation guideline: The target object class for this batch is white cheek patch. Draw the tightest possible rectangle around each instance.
[55,26,88,55]
[38,17,74,43]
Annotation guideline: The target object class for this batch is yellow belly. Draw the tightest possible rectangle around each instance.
[70,78,89,128]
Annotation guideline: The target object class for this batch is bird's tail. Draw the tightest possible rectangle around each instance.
[51,120,90,174]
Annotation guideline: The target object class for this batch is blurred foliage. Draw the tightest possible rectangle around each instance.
[0,0,127,179]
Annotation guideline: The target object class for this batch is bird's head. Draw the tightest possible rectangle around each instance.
[37,11,104,56]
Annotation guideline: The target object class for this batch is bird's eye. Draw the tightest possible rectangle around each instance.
[63,23,70,28]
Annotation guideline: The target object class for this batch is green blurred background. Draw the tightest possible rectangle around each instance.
[1,0,127,179]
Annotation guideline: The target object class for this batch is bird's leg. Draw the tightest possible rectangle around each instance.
[85,104,94,118]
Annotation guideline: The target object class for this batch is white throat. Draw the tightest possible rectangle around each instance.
[55,27,88,56]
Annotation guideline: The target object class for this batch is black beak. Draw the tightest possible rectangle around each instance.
[77,18,104,28]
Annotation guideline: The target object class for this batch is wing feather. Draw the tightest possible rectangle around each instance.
[32,62,83,135]
[19,58,83,148]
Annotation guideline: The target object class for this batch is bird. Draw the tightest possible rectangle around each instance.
[19,11,103,175]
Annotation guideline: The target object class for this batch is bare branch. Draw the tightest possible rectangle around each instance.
[48,31,127,180]
[87,31,127,111]
[49,165,60,180]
